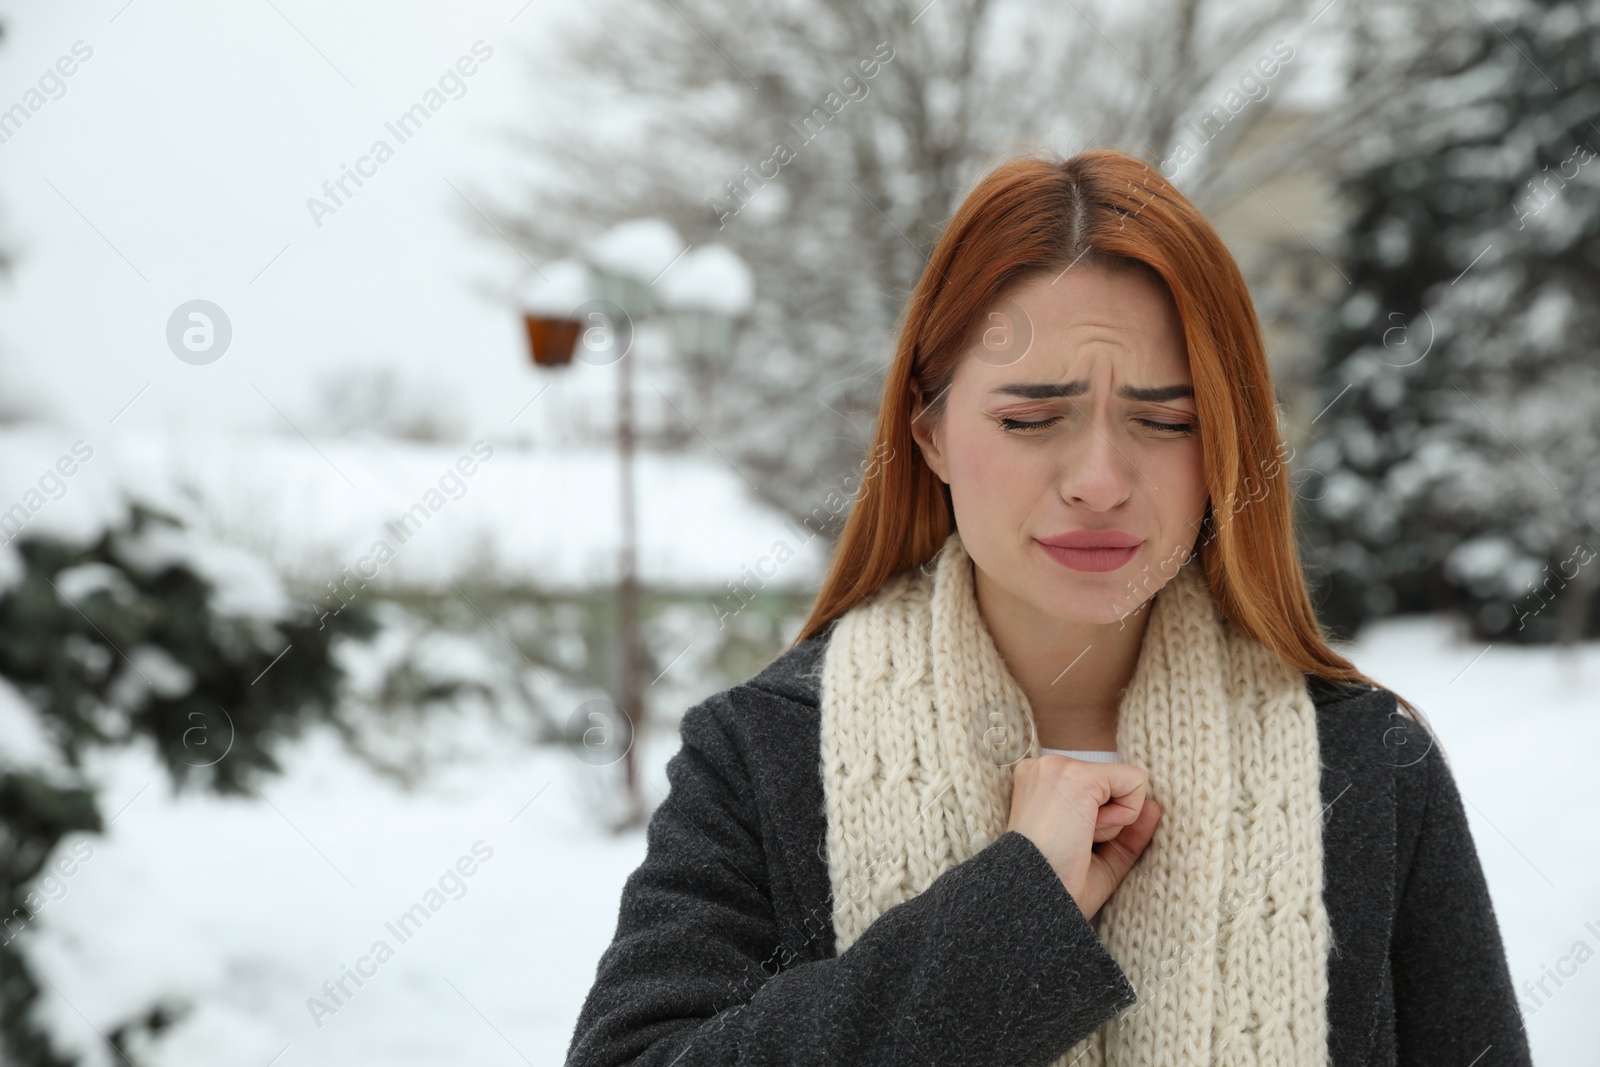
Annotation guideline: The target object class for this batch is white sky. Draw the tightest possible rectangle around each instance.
[0,0,591,441]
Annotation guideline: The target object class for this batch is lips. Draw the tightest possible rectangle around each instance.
[1035,529,1143,573]
[1036,529,1142,549]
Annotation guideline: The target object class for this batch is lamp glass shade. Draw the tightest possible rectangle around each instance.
[666,306,735,361]
[592,270,654,321]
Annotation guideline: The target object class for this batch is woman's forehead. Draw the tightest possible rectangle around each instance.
[956,268,1189,377]
[956,317,1193,394]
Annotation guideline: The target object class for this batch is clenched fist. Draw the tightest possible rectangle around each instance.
[1006,754,1163,920]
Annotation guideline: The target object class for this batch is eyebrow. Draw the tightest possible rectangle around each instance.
[989,381,1195,403]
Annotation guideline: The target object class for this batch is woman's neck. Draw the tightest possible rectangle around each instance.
[972,563,1152,752]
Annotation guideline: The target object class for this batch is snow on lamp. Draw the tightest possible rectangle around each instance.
[587,219,687,322]
[520,259,592,367]
[658,244,754,362]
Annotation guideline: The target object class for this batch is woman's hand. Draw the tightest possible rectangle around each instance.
[1005,754,1163,920]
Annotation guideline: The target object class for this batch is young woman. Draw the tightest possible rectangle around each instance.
[564,150,1532,1067]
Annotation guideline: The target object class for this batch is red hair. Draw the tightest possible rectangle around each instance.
[790,149,1421,721]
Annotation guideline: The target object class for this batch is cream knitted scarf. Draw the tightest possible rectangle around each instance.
[819,530,1332,1066]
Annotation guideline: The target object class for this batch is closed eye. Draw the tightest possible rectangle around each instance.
[997,416,1196,435]
[1136,419,1195,435]
[998,416,1061,432]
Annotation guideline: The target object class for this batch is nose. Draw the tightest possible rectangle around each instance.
[1056,404,1135,511]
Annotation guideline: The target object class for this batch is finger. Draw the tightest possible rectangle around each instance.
[1100,762,1150,803]
[1113,796,1162,858]
[1093,793,1143,840]
[1092,833,1143,886]
[1094,796,1140,829]
[1096,781,1146,826]
[1094,797,1162,878]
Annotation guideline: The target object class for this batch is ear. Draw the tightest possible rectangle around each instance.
[909,379,950,484]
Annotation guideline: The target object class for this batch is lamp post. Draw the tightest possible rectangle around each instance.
[519,222,752,829]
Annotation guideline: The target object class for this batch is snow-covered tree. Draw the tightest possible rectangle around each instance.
[0,501,376,1065]
[1301,0,1600,643]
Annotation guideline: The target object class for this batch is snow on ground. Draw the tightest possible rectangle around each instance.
[29,710,680,1067]
[0,423,830,591]
[17,610,1600,1066]
[1346,615,1600,1064]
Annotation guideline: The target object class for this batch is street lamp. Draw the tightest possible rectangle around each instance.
[518,220,752,829]
[659,243,756,361]
[520,258,590,367]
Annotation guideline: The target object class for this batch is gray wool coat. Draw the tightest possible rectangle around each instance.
[565,619,1534,1067]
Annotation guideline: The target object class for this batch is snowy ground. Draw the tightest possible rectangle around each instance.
[1347,615,1600,1064]
[0,424,831,592]
[28,710,682,1067]
[20,611,1600,1067]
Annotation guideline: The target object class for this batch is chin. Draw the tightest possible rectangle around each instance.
[1038,567,1159,622]
[1060,592,1151,628]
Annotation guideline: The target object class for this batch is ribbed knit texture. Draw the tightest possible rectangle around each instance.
[819,530,1332,1066]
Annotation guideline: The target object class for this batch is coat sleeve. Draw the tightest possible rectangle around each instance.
[1389,734,1533,1066]
[563,691,1139,1067]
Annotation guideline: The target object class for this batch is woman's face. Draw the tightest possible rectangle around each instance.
[911,265,1209,625]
